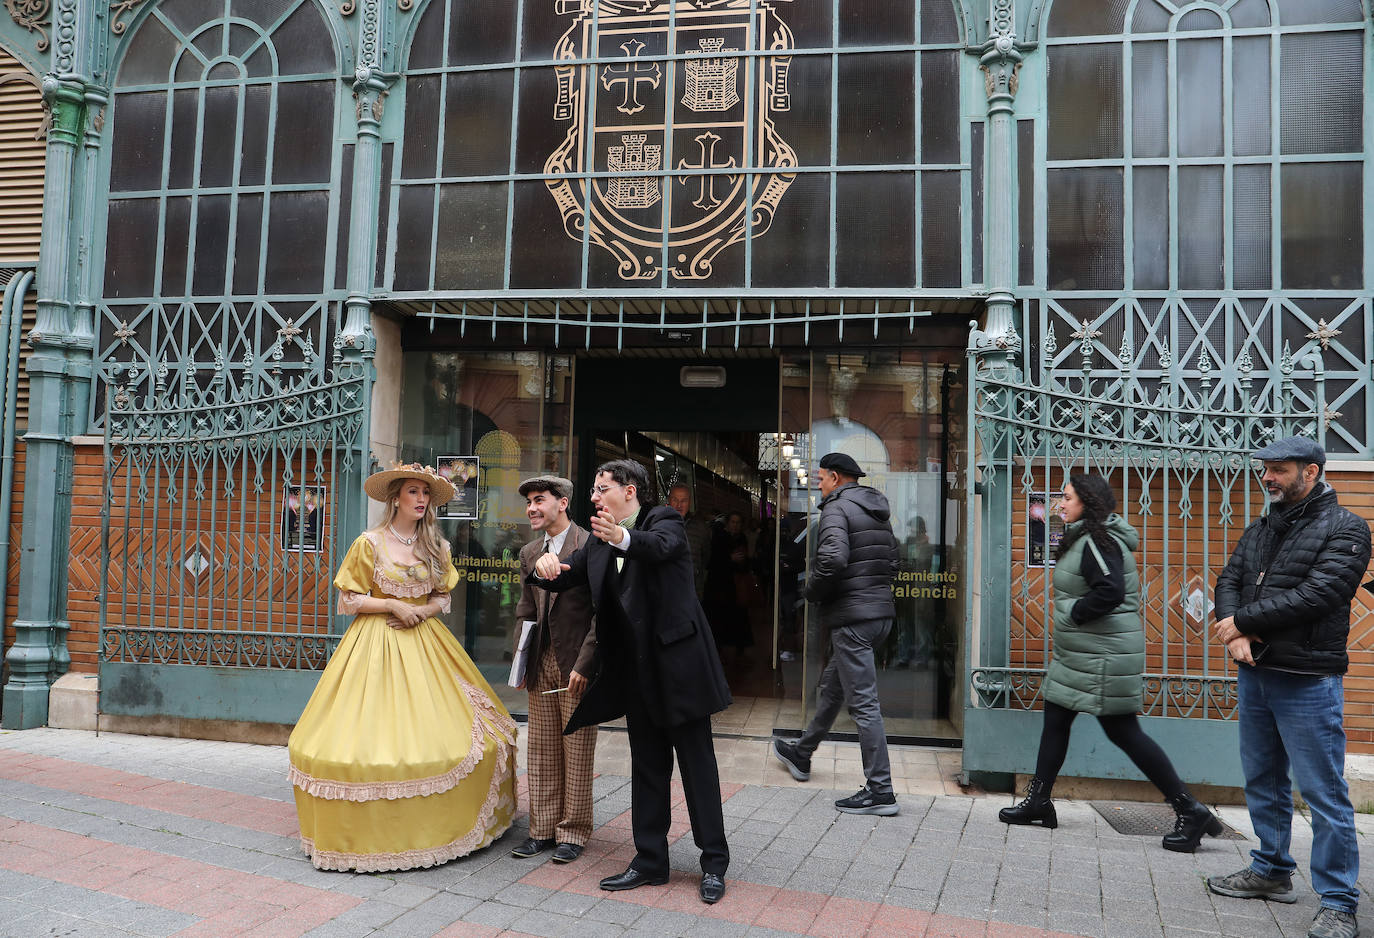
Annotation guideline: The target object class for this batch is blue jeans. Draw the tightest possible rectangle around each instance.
[1238,666,1359,912]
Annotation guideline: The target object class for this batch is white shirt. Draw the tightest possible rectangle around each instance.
[543,525,571,556]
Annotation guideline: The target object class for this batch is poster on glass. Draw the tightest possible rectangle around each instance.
[281,484,326,552]
[1026,491,1064,567]
[437,456,480,521]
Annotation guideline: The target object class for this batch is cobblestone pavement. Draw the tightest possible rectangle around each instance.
[0,727,1369,937]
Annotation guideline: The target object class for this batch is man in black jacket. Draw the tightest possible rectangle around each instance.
[1207,436,1371,938]
[772,452,900,815]
[533,459,731,904]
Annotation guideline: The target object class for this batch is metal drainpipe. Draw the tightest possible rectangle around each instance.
[0,269,32,633]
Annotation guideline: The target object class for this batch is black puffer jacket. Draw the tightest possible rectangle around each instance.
[805,483,899,628]
[1215,483,1371,674]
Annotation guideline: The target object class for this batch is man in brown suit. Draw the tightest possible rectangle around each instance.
[510,476,597,864]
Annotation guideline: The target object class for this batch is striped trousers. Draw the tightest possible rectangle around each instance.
[526,645,598,845]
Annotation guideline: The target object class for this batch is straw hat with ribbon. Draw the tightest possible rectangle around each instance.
[363,462,456,506]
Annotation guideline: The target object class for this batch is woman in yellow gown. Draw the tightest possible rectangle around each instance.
[288,463,517,871]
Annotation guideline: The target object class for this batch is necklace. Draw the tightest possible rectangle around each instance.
[388,523,417,546]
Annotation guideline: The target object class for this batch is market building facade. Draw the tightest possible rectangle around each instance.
[1,0,1371,789]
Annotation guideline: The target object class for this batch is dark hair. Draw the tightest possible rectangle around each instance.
[595,458,657,507]
[1055,472,1118,560]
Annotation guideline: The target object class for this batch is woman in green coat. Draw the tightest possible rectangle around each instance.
[999,473,1223,853]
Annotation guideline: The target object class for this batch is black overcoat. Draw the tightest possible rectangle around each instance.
[531,504,732,731]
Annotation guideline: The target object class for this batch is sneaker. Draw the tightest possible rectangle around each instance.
[1309,907,1359,938]
[1206,867,1297,904]
[835,788,899,816]
[772,738,810,781]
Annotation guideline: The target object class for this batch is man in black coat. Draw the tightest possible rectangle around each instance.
[533,458,732,904]
[1208,436,1371,938]
[772,452,900,816]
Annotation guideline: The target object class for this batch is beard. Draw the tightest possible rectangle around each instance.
[1266,476,1309,505]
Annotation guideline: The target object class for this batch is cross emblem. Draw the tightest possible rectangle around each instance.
[601,39,661,116]
[677,131,738,211]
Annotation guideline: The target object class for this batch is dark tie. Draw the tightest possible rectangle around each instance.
[541,539,553,632]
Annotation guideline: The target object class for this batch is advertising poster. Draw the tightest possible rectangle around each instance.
[1027,491,1065,567]
[437,456,480,521]
[281,483,326,552]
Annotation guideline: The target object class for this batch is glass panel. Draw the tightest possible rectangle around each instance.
[1047,0,1132,37]
[1047,167,1124,290]
[1130,0,1171,33]
[1177,39,1222,158]
[191,25,223,64]
[1281,162,1362,289]
[771,54,830,169]
[1280,32,1363,155]
[448,0,517,65]
[239,83,271,185]
[442,72,515,177]
[374,143,391,288]
[783,1,832,50]
[1132,166,1168,290]
[921,51,959,164]
[406,0,445,69]
[921,0,960,43]
[233,193,265,295]
[521,0,574,61]
[116,16,182,85]
[200,85,240,188]
[230,0,297,31]
[1229,0,1272,28]
[840,0,914,46]
[1276,0,1363,26]
[971,121,983,284]
[192,194,232,295]
[507,180,583,289]
[401,74,442,179]
[264,190,329,293]
[1017,120,1034,285]
[514,67,572,175]
[109,92,167,192]
[270,1,335,75]
[1047,44,1123,160]
[161,196,192,295]
[433,182,509,289]
[1233,37,1271,157]
[166,89,198,190]
[1233,164,1271,290]
[271,81,334,184]
[392,184,436,290]
[104,199,160,298]
[1178,9,1223,30]
[750,172,830,288]
[921,170,960,287]
[837,54,916,166]
[1131,40,1167,158]
[1178,166,1223,289]
[585,180,664,288]
[228,23,256,57]
[836,172,915,287]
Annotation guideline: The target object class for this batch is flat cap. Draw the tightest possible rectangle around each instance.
[818,452,866,478]
[518,475,574,500]
[1252,435,1326,467]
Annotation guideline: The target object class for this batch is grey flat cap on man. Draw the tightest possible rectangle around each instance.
[1252,436,1325,467]
[518,476,574,500]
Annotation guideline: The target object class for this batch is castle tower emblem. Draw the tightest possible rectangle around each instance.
[605,134,663,209]
[682,38,740,112]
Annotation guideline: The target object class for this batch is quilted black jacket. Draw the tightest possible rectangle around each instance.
[804,483,899,628]
[1214,483,1371,674]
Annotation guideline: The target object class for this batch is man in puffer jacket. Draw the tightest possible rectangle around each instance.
[771,452,900,815]
[1208,436,1372,938]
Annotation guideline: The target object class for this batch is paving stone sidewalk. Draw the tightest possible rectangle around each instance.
[0,727,1369,938]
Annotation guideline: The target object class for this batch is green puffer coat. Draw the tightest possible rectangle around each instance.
[1043,515,1143,716]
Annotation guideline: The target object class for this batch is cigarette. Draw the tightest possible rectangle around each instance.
[541,687,570,694]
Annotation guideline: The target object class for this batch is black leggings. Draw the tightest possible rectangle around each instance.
[1034,700,1185,799]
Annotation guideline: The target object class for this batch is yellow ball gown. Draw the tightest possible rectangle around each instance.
[288,531,517,871]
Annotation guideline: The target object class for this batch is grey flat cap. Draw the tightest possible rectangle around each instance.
[518,475,574,499]
[1253,435,1326,467]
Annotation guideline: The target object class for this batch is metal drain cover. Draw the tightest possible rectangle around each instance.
[1092,801,1246,840]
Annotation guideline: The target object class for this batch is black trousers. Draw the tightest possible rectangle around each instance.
[623,691,729,877]
[1034,700,1185,799]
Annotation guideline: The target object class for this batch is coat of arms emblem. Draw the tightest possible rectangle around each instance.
[544,0,796,281]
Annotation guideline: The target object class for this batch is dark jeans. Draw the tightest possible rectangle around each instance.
[1034,700,1185,799]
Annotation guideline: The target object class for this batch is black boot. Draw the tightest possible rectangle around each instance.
[999,777,1058,828]
[1162,792,1223,853]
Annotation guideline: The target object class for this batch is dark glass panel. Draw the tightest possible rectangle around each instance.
[1280,32,1362,155]
[116,16,182,86]
[507,180,582,288]
[175,47,204,83]
[228,23,256,57]
[234,193,265,295]
[836,172,915,287]
[375,144,392,288]
[586,178,664,288]
[161,196,192,295]
[1276,0,1363,26]
[1132,166,1167,290]
[665,164,743,287]
[521,0,575,61]
[191,24,224,63]
[1233,164,1271,291]
[206,61,240,80]
[1047,0,1131,37]
[392,185,436,290]
[157,0,214,33]
[244,45,273,77]
[239,83,271,185]
[401,74,441,178]
[1281,162,1361,289]
[921,0,961,43]
[335,142,353,289]
[406,0,445,68]
[271,81,334,184]
[1177,39,1222,158]
[1178,9,1223,29]
[1046,167,1123,290]
[192,194,232,295]
[1130,0,1171,33]
[264,190,329,293]
[1017,120,1033,285]
[971,122,983,283]
[271,1,336,74]
[1232,37,1271,157]
[1047,45,1122,159]
[921,51,959,164]
[592,31,667,132]
[840,0,913,46]
[230,0,297,31]
[921,170,961,287]
[751,171,829,288]
[770,55,830,168]
[104,199,160,298]
[1178,167,1223,289]
[515,66,576,174]
[1131,40,1166,158]
[1229,0,1272,27]
[167,88,197,189]
[448,0,517,65]
[442,72,515,177]
[434,183,509,288]
[109,92,167,192]
[200,85,240,187]
[837,54,915,165]
[784,1,832,50]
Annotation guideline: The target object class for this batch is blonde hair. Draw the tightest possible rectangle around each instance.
[369,477,448,587]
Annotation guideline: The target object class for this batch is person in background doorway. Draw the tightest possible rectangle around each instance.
[705,510,753,660]
[667,483,711,600]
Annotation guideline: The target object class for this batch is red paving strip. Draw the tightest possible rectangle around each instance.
[0,817,360,937]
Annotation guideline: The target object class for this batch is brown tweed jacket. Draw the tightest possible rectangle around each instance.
[514,522,597,692]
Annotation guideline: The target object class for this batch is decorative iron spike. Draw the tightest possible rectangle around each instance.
[1118,331,1132,366]
[1280,340,1294,376]
[1042,323,1058,356]
[1237,347,1254,375]
[1159,344,1173,370]
[1196,345,1213,375]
